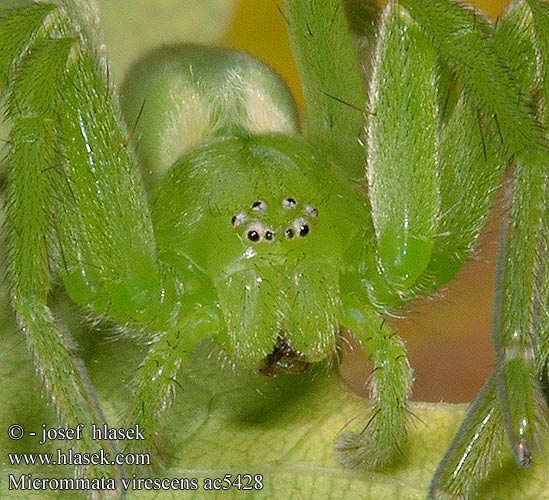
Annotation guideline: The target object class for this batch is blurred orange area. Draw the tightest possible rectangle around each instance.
[225,1,303,108]
[340,213,499,403]
[224,0,509,402]
[225,0,509,111]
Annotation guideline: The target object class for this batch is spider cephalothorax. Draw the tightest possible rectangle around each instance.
[150,134,369,368]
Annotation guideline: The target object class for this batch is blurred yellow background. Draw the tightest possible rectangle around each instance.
[225,0,510,403]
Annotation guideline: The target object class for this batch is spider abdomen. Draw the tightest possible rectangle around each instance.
[121,45,300,190]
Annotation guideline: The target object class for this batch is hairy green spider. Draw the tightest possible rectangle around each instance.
[1,0,548,499]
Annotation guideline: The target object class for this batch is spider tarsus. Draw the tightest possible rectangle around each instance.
[514,440,532,468]
[334,428,402,471]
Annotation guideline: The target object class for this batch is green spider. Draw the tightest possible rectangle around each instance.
[1,0,548,499]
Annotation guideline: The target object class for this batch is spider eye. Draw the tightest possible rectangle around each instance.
[245,222,264,242]
[252,200,266,211]
[231,211,247,227]
[265,230,274,241]
[284,228,294,239]
[247,230,260,242]
[282,197,297,209]
[304,204,318,217]
[294,218,310,237]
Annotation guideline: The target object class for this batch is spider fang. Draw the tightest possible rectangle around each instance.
[259,335,309,377]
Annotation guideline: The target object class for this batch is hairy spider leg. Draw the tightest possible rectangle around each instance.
[490,0,549,470]
[1,3,137,489]
[420,0,549,494]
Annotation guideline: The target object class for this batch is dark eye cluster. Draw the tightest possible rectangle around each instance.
[281,198,317,240]
[242,221,274,242]
[231,198,318,243]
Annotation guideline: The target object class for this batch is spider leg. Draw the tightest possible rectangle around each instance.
[491,173,549,468]
[415,96,504,294]
[51,48,166,327]
[121,257,221,460]
[3,3,167,329]
[284,0,368,180]
[428,373,505,500]
[364,2,510,307]
[42,6,226,464]
[3,1,201,485]
[429,200,549,495]
[489,0,549,470]
[123,310,217,462]
[335,292,413,470]
[392,0,547,295]
[365,2,440,294]
[431,3,549,491]
[2,5,125,489]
